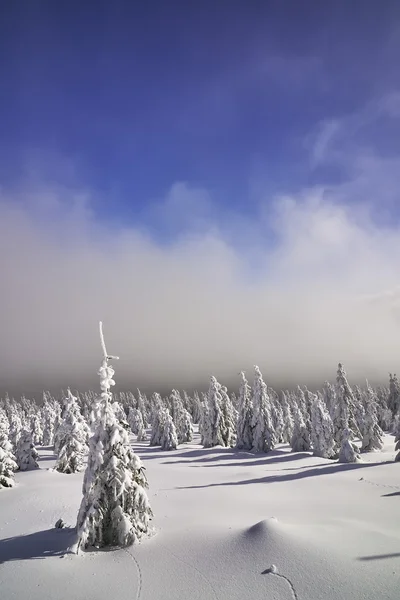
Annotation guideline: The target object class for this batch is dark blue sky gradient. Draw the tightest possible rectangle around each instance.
[1,0,400,227]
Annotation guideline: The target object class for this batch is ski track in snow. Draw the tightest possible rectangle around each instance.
[265,566,299,600]
[159,543,220,600]
[122,548,142,600]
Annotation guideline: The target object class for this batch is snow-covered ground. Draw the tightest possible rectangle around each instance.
[1,431,399,600]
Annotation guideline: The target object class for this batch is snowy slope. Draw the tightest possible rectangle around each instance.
[1,433,400,599]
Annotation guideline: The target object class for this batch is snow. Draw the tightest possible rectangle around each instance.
[1,431,400,599]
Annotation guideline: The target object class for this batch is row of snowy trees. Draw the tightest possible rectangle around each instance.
[196,363,396,464]
[2,362,400,490]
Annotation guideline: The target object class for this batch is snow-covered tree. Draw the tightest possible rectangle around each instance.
[360,383,384,453]
[76,322,152,550]
[55,390,90,454]
[322,381,336,418]
[112,401,128,427]
[338,428,360,463]
[149,393,164,446]
[270,391,284,443]
[41,394,58,446]
[8,404,23,451]
[191,391,202,424]
[281,391,294,444]
[236,371,253,451]
[220,386,237,447]
[128,407,147,441]
[0,408,17,487]
[159,408,178,451]
[31,412,43,446]
[333,363,360,448]
[394,418,400,462]
[291,402,311,452]
[55,413,87,473]
[251,366,276,453]
[136,389,149,428]
[202,376,225,448]
[16,429,39,471]
[199,394,209,446]
[310,393,334,458]
[388,374,400,419]
[170,389,193,444]
[353,385,366,436]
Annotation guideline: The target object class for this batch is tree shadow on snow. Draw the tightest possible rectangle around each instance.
[136,445,251,461]
[358,552,400,561]
[0,528,77,563]
[164,451,314,468]
[175,461,389,490]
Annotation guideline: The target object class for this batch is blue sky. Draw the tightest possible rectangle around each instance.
[1,0,400,236]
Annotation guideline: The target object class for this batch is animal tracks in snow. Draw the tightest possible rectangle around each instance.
[122,548,143,600]
[262,564,299,600]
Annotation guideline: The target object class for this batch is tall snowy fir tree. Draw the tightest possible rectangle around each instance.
[159,408,178,451]
[388,374,400,420]
[236,371,253,451]
[0,407,18,488]
[76,322,152,551]
[338,428,360,463]
[16,429,39,471]
[202,376,225,448]
[149,393,164,446]
[55,398,89,475]
[291,402,311,452]
[310,393,335,458]
[281,391,294,444]
[333,363,360,449]
[170,389,193,444]
[251,366,276,453]
[220,386,237,447]
[360,383,384,453]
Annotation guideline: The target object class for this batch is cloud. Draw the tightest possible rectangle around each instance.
[1,165,400,400]
[2,90,400,398]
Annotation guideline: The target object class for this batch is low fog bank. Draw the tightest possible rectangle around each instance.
[1,185,400,400]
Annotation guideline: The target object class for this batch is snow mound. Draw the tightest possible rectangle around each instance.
[244,517,280,539]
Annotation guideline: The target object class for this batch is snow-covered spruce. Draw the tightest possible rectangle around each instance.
[149,393,164,446]
[190,391,202,424]
[251,366,276,453]
[333,363,360,449]
[128,407,147,441]
[236,371,253,451]
[76,322,152,550]
[54,390,90,455]
[159,408,178,451]
[16,429,39,471]
[170,389,193,444]
[322,381,336,418]
[290,402,311,452]
[269,389,284,443]
[394,418,400,462]
[31,411,43,446]
[280,391,294,444]
[55,410,88,474]
[338,428,361,463]
[202,376,226,448]
[360,384,384,453]
[199,394,209,446]
[310,393,335,458]
[8,404,23,452]
[388,374,400,419]
[41,393,58,446]
[220,386,237,447]
[0,408,18,488]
